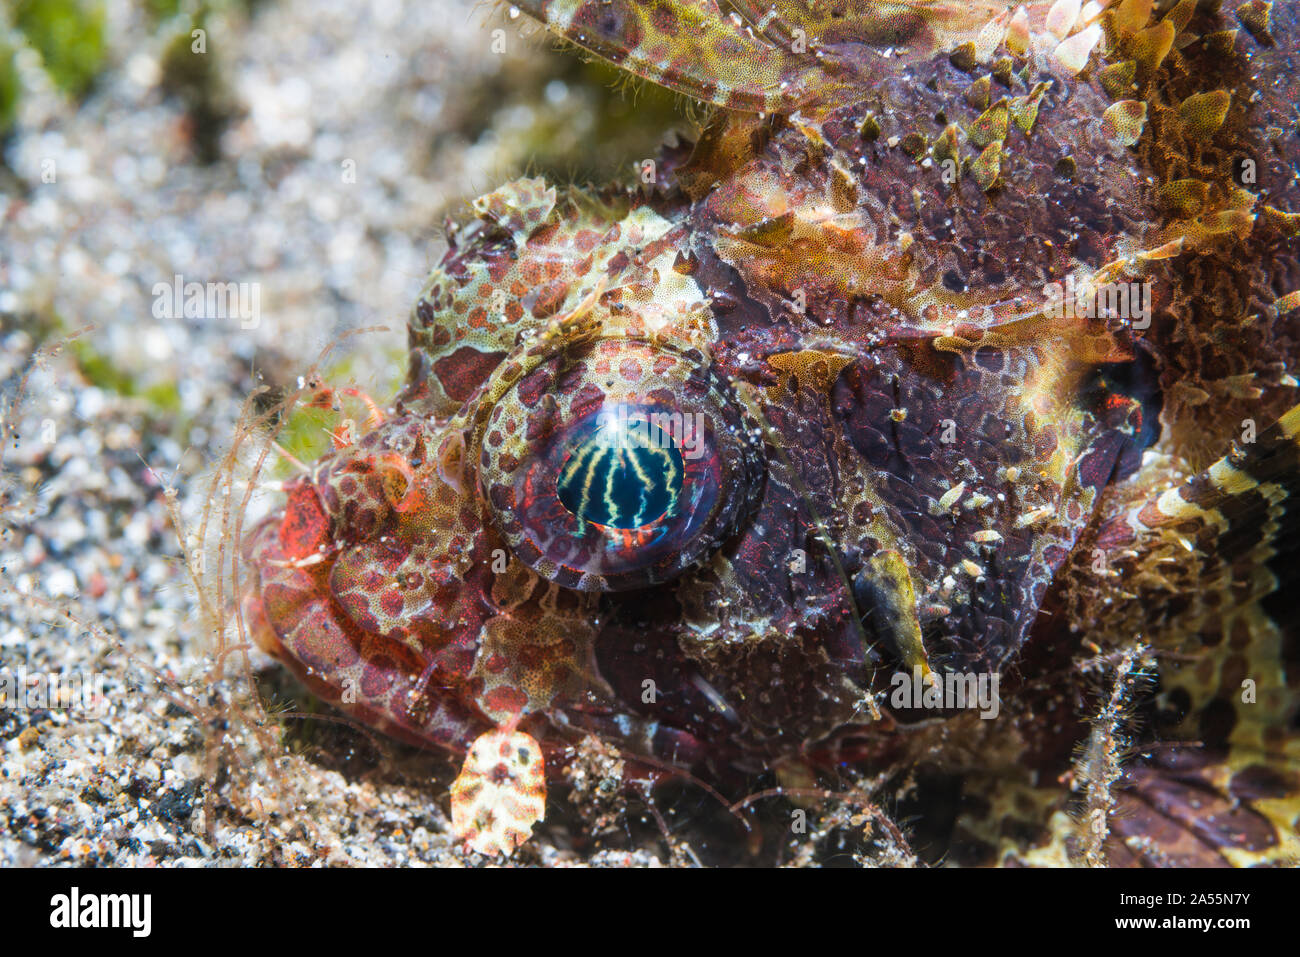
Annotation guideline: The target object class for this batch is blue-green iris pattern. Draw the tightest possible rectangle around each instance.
[557,420,684,529]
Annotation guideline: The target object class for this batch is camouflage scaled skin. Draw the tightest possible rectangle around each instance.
[243,0,1300,865]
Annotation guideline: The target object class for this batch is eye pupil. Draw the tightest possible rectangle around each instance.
[556,420,683,530]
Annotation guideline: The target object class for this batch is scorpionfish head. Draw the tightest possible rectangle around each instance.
[246,142,1156,765]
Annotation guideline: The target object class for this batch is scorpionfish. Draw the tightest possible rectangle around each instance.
[243,0,1300,865]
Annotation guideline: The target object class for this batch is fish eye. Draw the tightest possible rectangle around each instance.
[555,408,684,529]
[478,339,764,591]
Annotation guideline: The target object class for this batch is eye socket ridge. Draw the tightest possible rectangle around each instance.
[478,340,765,591]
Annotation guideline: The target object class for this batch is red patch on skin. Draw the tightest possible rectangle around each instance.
[1137,499,1169,527]
[531,280,570,318]
[524,402,561,443]
[380,589,405,617]
[484,685,528,716]
[568,382,606,420]
[486,255,513,283]
[439,647,478,678]
[527,223,559,247]
[279,484,329,558]
[1075,433,1123,491]
[361,657,398,698]
[434,346,507,402]
[620,358,642,381]
[1093,516,1137,549]
[576,2,643,47]
[292,606,361,672]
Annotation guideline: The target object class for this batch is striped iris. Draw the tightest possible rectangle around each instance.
[557,416,683,529]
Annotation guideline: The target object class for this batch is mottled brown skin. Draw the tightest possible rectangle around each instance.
[244,1,1300,865]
